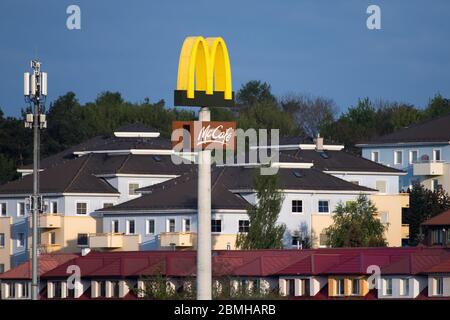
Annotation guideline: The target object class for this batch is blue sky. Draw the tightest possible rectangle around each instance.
[0,0,449,116]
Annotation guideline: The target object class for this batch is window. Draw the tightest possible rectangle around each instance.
[126,220,136,235]
[98,281,107,297]
[238,220,250,233]
[103,203,114,209]
[0,233,5,247]
[376,180,387,193]
[319,233,329,247]
[111,281,120,298]
[300,279,310,296]
[0,203,7,216]
[286,279,295,297]
[50,201,58,214]
[318,200,329,213]
[433,149,441,161]
[211,220,222,233]
[394,150,403,165]
[0,264,4,274]
[380,212,389,225]
[166,219,175,233]
[400,278,409,296]
[291,235,300,246]
[409,150,418,164]
[183,219,191,232]
[112,220,119,233]
[76,202,87,215]
[432,229,443,245]
[17,232,25,248]
[371,151,379,163]
[383,278,392,296]
[50,232,56,245]
[433,277,443,296]
[9,282,15,298]
[77,233,88,246]
[292,200,303,213]
[17,202,25,217]
[351,279,360,295]
[128,183,140,195]
[146,219,155,234]
[336,279,345,296]
[54,281,63,298]
[432,179,440,192]
[20,282,29,298]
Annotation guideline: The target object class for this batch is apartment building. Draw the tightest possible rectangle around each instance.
[0,124,409,273]
[356,112,450,192]
[1,247,449,300]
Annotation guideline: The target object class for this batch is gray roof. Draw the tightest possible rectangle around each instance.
[101,165,375,213]
[0,153,193,195]
[357,112,450,145]
[280,150,403,173]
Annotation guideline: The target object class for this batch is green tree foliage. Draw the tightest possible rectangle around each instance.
[236,170,286,249]
[424,94,450,119]
[325,195,387,247]
[406,183,450,245]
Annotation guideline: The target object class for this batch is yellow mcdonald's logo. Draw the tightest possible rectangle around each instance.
[174,36,235,107]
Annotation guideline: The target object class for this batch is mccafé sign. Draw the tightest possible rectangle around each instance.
[173,36,235,107]
[172,121,236,151]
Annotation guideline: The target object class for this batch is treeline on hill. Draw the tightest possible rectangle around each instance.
[0,80,449,184]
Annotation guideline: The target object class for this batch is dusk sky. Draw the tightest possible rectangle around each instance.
[1,0,449,116]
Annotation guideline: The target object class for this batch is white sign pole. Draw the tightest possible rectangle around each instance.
[196,107,212,300]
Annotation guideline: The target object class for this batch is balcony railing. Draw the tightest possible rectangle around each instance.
[160,232,195,247]
[38,243,62,254]
[413,160,445,176]
[29,213,63,229]
[89,233,124,248]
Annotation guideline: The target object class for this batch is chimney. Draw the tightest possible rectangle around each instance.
[315,133,323,151]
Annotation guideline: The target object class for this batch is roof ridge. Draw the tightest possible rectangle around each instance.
[116,153,132,174]
[63,154,92,193]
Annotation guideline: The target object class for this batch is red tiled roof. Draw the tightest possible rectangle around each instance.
[0,253,79,279]
[422,209,450,226]
[4,248,450,281]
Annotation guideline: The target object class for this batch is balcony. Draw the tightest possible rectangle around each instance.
[160,232,195,248]
[38,244,61,254]
[413,161,444,176]
[89,233,124,249]
[401,224,410,239]
[30,214,63,229]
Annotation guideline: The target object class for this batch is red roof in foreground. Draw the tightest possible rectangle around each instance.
[422,209,450,226]
[0,253,79,279]
[2,248,449,280]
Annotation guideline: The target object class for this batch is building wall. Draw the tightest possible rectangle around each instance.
[104,175,177,203]
[361,144,450,191]
[100,211,249,250]
[330,173,400,194]
[0,216,12,272]
[371,194,409,247]
[377,276,427,299]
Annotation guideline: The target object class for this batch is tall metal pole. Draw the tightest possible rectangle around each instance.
[31,68,41,301]
[196,107,212,300]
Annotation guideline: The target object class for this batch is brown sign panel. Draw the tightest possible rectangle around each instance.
[172,121,236,151]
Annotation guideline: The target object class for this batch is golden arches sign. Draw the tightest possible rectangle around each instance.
[174,36,235,107]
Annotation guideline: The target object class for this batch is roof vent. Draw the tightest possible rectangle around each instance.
[319,151,329,159]
[293,171,302,178]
